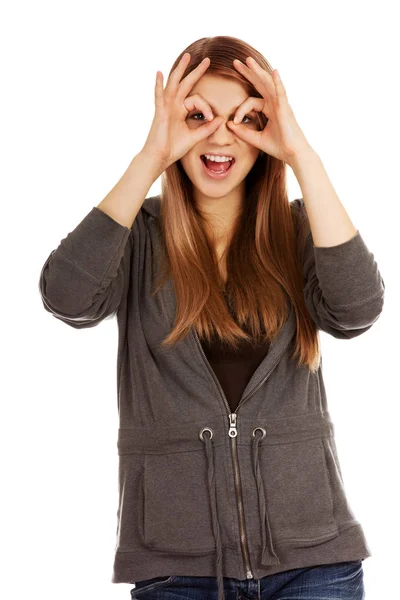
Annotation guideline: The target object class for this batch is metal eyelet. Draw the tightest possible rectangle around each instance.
[252,426,266,439]
[199,427,213,441]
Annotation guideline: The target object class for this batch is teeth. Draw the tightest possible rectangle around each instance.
[203,155,233,162]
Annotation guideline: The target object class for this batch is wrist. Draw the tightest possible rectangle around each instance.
[139,149,168,179]
[286,146,319,171]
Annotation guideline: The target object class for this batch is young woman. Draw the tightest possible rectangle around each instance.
[39,36,384,600]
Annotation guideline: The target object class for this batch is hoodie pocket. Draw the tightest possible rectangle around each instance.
[143,450,216,554]
[260,437,339,546]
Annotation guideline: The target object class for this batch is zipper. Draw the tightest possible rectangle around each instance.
[193,328,287,579]
[193,328,253,578]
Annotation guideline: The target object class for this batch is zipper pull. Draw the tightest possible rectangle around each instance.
[228,413,238,438]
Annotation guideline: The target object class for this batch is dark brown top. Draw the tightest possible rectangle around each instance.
[199,291,270,412]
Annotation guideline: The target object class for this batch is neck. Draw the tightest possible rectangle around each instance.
[193,184,244,248]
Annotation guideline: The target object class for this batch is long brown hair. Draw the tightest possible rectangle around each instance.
[153,35,320,372]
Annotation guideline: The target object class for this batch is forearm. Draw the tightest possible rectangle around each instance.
[288,148,358,248]
[96,151,164,229]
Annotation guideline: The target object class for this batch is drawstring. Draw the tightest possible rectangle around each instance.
[251,427,280,566]
[199,427,225,600]
[199,425,281,600]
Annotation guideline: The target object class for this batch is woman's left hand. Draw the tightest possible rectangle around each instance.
[228,57,312,165]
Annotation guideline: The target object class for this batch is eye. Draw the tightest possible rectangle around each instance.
[189,113,206,121]
[189,112,253,123]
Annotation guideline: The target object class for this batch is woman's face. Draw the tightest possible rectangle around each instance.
[179,74,261,200]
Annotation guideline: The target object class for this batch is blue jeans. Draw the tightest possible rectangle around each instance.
[130,560,365,599]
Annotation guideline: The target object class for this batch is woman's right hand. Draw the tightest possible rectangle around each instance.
[141,53,225,172]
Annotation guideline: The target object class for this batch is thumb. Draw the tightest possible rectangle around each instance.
[226,121,254,144]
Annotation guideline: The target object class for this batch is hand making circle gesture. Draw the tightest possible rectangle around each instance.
[227,57,312,165]
[141,53,225,170]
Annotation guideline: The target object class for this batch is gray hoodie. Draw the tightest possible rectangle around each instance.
[38,195,385,600]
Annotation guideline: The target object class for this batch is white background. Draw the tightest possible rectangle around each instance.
[1,1,398,599]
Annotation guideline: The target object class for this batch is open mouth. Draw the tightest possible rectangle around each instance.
[200,155,235,179]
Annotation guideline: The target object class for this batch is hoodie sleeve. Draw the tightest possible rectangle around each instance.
[292,198,385,339]
[38,206,133,329]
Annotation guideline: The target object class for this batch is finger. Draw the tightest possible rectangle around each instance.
[164,53,192,97]
[233,97,266,125]
[183,94,214,121]
[271,69,287,101]
[155,71,164,109]
[191,116,225,145]
[227,120,263,148]
[233,57,275,100]
[176,57,211,101]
